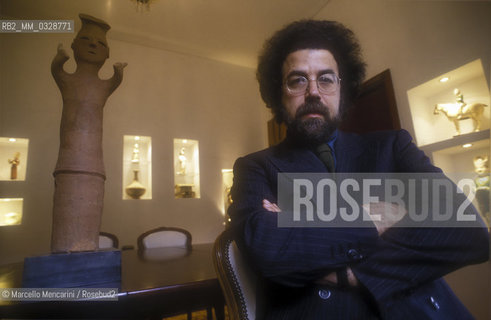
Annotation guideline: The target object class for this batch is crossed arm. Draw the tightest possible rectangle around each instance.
[262,199,403,287]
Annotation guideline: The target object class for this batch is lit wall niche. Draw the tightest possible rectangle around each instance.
[122,135,152,200]
[174,139,200,199]
[0,198,23,226]
[0,137,29,181]
[407,59,490,146]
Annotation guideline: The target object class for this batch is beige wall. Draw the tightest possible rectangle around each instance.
[0,33,268,264]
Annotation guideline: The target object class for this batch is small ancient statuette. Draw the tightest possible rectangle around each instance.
[433,88,488,136]
[8,152,20,180]
[454,88,465,108]
[474,155,490,228]
[131,142,140,164]
[177,147,187,175]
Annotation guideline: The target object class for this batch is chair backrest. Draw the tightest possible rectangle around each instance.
[213,229,257,320]
[137,226,192,250]
[98,232,119,249]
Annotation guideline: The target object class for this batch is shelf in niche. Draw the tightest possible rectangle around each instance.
[421,132,489,224]
[0,137,29,181]
[420,129,489,174]
[420,129,489,156]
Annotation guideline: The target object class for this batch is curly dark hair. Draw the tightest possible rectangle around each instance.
[257,20,366,123]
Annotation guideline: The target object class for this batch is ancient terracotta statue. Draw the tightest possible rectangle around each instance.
[50,14,127,252]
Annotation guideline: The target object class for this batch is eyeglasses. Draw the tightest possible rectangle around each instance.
[284,73,341,96]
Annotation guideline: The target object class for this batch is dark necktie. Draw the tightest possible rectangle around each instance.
[316,143,335,172]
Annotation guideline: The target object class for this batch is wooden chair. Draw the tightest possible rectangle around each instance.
[98,231,119,249]
[213,229,257,320]
[137,227,216,320]
[137,226,192,250]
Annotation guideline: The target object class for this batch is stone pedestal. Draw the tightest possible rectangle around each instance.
[23,250,121,289]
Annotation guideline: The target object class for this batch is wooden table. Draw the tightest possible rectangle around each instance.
[0,243,225,319]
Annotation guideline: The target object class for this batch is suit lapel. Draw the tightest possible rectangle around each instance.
[335,131,377,173]
[267,131,378,173]
[268,141,326,173]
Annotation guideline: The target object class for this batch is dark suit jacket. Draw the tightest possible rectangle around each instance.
[228,130,489,319]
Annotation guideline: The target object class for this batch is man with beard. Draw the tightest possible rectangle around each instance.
[227,20,489,319]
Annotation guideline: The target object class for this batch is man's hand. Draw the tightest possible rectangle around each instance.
[263,199,281,212]
[363,201,407,235]
[262,199,359,288]
[315,268,359,287]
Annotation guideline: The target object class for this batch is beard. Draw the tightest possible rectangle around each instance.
[286,97,341,148]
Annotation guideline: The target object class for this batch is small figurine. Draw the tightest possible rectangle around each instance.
[434,88,487,135]
[454,88,466,108]
[473,155,490,229]
[131,143,140,163]
[8,152,20,180]
[177,147,187,175]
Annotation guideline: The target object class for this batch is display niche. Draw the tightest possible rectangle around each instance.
[122,135,152,200]
[407,59,490,228]
[0,137,29,181]
[174,139,200,199]
[427,139,490,229]
[407,59,490,147]
[0,198,23,226]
